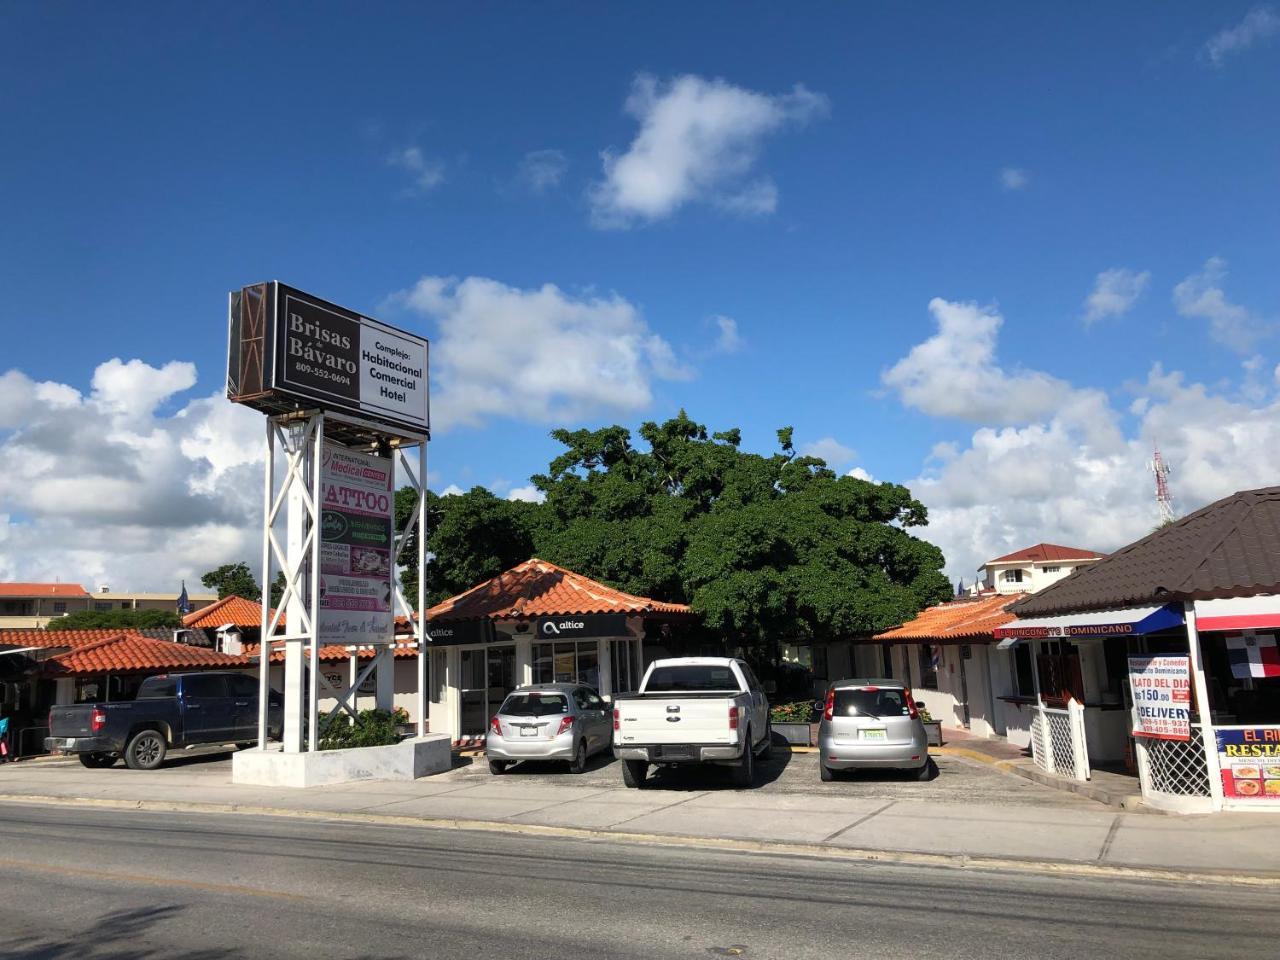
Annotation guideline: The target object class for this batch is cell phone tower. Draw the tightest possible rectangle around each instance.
[1147,445,1175,526]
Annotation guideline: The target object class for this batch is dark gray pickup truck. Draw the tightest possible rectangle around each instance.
[46,672,283,770]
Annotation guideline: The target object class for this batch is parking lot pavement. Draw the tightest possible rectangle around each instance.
[434,745,1104,808]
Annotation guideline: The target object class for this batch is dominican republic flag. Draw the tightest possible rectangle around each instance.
[1225,633,1280,679]
[177,582,192,615]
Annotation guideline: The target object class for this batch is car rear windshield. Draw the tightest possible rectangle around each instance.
[500,693,570,717]
[833,688,910,718]
[645,665,740,693]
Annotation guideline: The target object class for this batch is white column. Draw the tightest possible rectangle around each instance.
[375,646,395,711]
[514,637,533,686]
[282,439,308,754]
[598,639,613,697]
[415,440,428,738]
[1184,601,1224,810]
[348,654,359,714]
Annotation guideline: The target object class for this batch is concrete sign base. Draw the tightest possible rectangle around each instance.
[232,735,452,788]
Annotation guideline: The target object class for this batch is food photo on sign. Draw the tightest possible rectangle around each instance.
[1216,728,1280,799]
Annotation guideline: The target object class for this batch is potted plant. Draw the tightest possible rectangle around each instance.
[769,700,819,746]
[918,705,943,746]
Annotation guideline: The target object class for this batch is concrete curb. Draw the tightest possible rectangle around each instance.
[2,792,1275,888]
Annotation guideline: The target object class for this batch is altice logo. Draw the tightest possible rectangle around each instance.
[541,620,585,635]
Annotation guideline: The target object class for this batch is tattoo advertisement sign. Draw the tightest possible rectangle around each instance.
[319,443,394,644]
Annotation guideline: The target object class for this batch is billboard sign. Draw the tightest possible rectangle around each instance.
[228,281,429,435]
[1127,655,1191,741]
[319,443,394,645]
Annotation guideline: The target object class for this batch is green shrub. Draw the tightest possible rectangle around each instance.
[769,700,816,723]
[48,609,181,631]
[318,709,402,751]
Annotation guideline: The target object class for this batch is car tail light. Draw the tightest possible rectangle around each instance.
[90,711,107,732]
[728,705,739,730]
[905,688,920,719]
[612,708,620,731]
[823,689,834,721]
[488,715,501,735]
[556,716,574,736]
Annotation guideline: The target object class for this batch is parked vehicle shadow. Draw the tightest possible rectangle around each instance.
[641,737,794,791]
[492,752,617,775]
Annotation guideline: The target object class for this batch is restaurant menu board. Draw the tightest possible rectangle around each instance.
[1128,655,1191,741]
[319,443,394,644]
[1217,728,1280,800]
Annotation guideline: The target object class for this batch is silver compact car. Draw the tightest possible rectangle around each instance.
[817,680,932,781]
[486,684,613,775]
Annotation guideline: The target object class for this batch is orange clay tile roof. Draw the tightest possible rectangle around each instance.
[183,595,277,629]
[986,543,1105,564]
[0,628,173,650]
[426,558,694,622]
[873,593,1027,643]
[44,633,249,676]
[241,641,418,664]
[0,582,90,598]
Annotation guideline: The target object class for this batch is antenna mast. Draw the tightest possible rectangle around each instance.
[1147,445,1175,525]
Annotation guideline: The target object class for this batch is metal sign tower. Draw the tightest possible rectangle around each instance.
[1147,445,1175,526]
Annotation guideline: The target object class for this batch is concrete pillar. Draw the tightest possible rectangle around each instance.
[375,647,394,711]
[1184,601,1224,810]
[514,638,533,686]
[598,639,613,697]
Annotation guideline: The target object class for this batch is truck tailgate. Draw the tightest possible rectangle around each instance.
[615,697,736,746]
[49,705,98,738]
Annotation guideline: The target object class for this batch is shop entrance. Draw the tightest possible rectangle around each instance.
[459,644,516,737]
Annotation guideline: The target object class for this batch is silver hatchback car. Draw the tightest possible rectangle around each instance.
[486,683,613,775]
[817,679,932,781]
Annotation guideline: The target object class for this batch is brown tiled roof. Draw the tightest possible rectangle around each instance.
[1012,485,1280,616]
[45,633,249,676]
[0,628,173,650]
[874,593,1025,643]
[427,558,694,622]
[0,582,89,598]
[986,543,1104,564]
[183,595,276,629]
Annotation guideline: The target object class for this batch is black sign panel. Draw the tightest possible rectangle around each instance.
[534,614,630,640]
[227,281,430,435]
[425,620,494,646]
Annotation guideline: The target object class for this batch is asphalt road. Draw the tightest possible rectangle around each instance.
[0,802,1271,960]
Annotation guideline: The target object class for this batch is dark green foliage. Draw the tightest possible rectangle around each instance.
[48,609,182,631]
[769,700,817,723]
[398,411,952,650]
[200,562,261,602]
[318,708,404,751]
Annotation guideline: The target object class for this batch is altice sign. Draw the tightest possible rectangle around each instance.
[227,281,429,434]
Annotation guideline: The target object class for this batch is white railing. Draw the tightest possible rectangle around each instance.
[1135,724,1211,799]
[1030,700,1090,782]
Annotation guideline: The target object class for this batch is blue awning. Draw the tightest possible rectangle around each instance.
[993,603,1184,648]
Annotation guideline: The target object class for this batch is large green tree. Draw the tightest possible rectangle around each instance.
[399,412,951,646]
[201,561,261,601]
[48,608,181,631]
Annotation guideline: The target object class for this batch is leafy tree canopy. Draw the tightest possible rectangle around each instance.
[48,608,181,631]
[201,562,260,602]
[399,412,951,646]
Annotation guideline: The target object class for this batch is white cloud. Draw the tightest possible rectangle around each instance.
[589,74,827,227]
[507,485,546,504]
[517,149,568,193]
[999,167,1029,191]
[439,484,465,497]
[846,467,879,484]
[712,315,743,353]
[389,146,446,193]
[389,275,692,429]
[882,298,1084,425]
[886,301,1280,581]
[799,437,856,468]
[1082,267,1151,326]
[1205,6,1280,65]
[0,359,266,590]
[1173,257,1271,353]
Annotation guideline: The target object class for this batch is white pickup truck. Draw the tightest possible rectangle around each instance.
[611,657,771,789]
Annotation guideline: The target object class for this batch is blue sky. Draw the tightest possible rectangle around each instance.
[1,3,1278,589]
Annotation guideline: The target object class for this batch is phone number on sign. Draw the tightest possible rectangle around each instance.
[292,361,352,387]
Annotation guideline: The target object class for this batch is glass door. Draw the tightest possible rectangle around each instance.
[459,645,517,737]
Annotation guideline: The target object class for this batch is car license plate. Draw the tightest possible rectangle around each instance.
[862,728,887,740]
[520,726,537,737]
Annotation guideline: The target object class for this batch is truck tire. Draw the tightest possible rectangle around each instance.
[78,752,116,769]
[759,721,773,760]
[569,739,587,774]
[731,729,755,789]
[622,759,648,789]
[124,730,167,771]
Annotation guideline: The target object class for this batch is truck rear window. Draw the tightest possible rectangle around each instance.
[645,666,740,693]
[833,688,910,717]
[137,678,177,699]
[499,693,569,717]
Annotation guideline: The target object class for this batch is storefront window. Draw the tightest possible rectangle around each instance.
[533,641,602,689]
[1013,643,1035,697]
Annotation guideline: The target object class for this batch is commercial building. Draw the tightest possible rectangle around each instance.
[0,583,91,628]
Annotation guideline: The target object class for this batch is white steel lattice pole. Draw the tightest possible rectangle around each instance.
[257,416,274,749]
[308,413,324,752]
[417,440,428,738]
